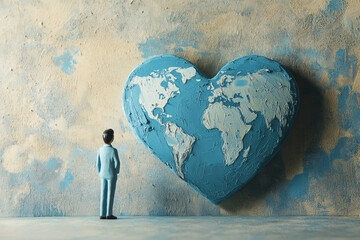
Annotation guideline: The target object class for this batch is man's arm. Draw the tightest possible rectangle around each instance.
[114,149,120,174]
[96,150,101,174]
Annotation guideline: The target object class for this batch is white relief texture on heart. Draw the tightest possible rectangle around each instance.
[126,65,198,179]
[203,69,295,166]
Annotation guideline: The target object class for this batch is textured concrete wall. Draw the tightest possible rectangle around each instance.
[0,0,359,216]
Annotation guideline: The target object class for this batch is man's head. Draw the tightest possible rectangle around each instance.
[102,129,114,144]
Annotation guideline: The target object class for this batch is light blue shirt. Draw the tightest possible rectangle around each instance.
[96,144,120,179]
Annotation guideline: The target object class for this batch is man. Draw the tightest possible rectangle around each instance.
[96,129,120,220]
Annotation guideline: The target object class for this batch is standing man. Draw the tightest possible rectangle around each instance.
[96,129,120,220]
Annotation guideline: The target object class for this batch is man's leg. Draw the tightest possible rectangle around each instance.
[106,176,117,217]
[100,178,107,218]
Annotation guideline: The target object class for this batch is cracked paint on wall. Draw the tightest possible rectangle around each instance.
[0,0,360,216]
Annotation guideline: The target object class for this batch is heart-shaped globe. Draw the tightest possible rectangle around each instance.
[123,54,299,204]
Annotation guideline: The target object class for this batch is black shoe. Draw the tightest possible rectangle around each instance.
[106,215,117,219]
[100,216,106,220]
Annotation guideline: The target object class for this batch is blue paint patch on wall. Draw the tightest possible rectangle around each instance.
[138,28,201,58]
[272,35,293,56]
[327,0,345,12]
[330,137,358,161]
[305,149,333,177]
[288,173,309,200]
[293,48,332,83]
[329,49,358,85]
[304,136,357,179]
[47,157,61,171]
[53,47,79,75]
[60,170,74,190]
[337,85,360,138]
[266,134,357,211]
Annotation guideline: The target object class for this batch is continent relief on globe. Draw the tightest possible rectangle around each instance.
[123,55,299,204]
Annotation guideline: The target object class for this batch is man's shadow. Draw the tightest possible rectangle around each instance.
[213,64,327,213]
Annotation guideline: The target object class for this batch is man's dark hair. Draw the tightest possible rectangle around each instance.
[102,129,114,144]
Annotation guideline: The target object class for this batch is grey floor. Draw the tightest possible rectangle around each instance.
[0,216,359,240]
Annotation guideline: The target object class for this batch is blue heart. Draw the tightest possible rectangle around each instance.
[123,55,299,204]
